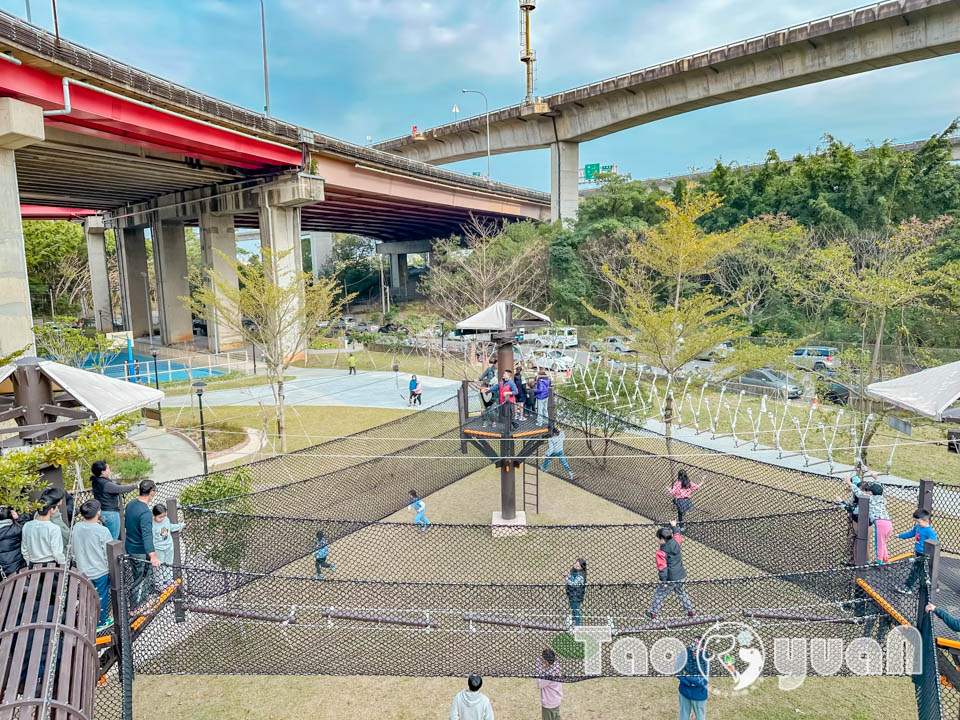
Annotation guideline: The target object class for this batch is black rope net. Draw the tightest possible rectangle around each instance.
[86,392,949,717]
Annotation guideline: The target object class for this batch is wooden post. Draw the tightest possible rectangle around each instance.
[854,496,870,566]
[918,478,934,515]
[165,497,186,623]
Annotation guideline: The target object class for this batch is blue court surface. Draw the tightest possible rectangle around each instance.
[161,368,460,410]
[83,352,225,384]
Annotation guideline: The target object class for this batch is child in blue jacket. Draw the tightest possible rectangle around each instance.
[896,509,938,594]
[678,642,709,720]
[313,530,335,579]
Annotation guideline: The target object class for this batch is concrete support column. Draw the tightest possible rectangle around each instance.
[151,220,193,345]
[83,216,112,332]
[550,140,580,223]
[0,98,44,358]
[258,204,304,283]
[307,231,334,280]
[199,211,242,351]
[389,252,401,291]
[117,227,150,339]
[388,253,409,300]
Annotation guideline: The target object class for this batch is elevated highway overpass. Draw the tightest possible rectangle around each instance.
[373,0,960,221]
[0,11,548,355]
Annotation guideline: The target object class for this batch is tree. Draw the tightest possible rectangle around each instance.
[323,234,380,304]
[710,214,803,331]
[23,221,90,317]
[779,216,960,463]
[420,216,548,321]
[584,192,751,454]
[183,247,350,452]
[34,317,120,369]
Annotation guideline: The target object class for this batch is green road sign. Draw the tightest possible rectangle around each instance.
[601,164,614,172]
[584,163,600,180]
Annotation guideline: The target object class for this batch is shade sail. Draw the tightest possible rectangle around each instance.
[456,301,550,331]
[865,361,960,421]
[0,359,164,421]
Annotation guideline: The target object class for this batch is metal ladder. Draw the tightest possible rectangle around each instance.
[522,447,540,513]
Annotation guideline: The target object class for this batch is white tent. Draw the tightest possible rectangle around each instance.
[865,360,960,421]
[456,301,550,332]
[0,359,164,420]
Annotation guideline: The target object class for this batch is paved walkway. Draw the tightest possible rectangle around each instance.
[131,425,204,481]
[161,367,461,411]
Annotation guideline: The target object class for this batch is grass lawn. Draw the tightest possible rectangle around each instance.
[566,370,955,485]
[160,404,413,455]
[159,371,293,394]
[134,674,914,720]
[131,461,918,719]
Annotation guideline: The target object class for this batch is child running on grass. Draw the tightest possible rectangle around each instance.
[408,489,430,531]
[896,509,938,594]
[668,469,703,529]
[648,520,695,619]
[313,530,336,579]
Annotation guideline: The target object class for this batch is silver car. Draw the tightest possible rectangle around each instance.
[589,336,631,353]
[792,346,840,371]
[734,369,803,399]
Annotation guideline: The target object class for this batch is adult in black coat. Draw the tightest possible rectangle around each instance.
[0,507,29,577]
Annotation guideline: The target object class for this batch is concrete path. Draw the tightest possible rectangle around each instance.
[131,426,204,481]
[210,428,266,468]
[161,367,460,411]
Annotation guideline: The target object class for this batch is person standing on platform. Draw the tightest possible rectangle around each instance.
[73,500,114,630]
[535,370,551,426]
[20,494,66,566]
[91,460,137,540]
[124,480,162,613]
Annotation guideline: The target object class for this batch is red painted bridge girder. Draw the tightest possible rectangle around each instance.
[0,61,301,169]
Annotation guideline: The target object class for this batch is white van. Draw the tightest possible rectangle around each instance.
[534,326,578,348]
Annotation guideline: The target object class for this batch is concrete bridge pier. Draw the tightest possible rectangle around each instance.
[83,216,113,332]
[377,240,432,302]
[307,231,334,280]
[116,227,151,339]
[151,219,193,345]
[550,140,579,223]
[0,98,43,357]
[198,210,242,351]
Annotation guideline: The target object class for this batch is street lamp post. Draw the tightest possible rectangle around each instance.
[251,343,257,375]
[259,0,270,116]
[140,271,153,346]
[440,319,446,378]
[151,348,163,427]
[193,381,208,476]
[461,89,490,178]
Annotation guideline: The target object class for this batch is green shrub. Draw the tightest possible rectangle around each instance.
[180,467,255,572]
[109,453,153,482]
[179,466,254,507]
[310,338,338,350]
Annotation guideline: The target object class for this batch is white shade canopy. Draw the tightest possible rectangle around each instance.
[0,359,164,421]
[865,360,960,422]
[456,301,550,332]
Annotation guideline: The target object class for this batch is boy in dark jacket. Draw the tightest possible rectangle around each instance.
[0,507,28,578]
[677,642,709,720]
[648,520,695,618]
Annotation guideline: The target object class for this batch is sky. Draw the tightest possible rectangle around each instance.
[5,0,959,191]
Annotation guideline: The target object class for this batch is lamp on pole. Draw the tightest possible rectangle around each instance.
[461,89,490,178]
[193,381,208,475]
[24,1,31,22]
[140,271,153,346]
[259,0,270,116]
[151,348,163,427]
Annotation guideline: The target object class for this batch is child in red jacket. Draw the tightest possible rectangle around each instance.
[648,520,695,619]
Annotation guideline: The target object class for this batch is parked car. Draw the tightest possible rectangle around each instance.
[378,323,405,334]
[192,318,207,336]
[813,369,861,405]
[695,340,735,361]
[533,326,578,348]
[532,350,575,372]
[589,336,631,353]
[792,346,840,371]
[733,369,803,399]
